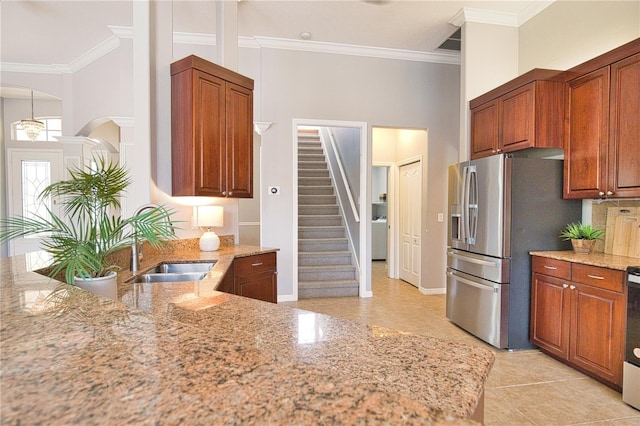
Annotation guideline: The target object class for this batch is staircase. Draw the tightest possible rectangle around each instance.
[297,130,359,298]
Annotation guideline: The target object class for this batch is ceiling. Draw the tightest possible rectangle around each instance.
[1,0,552,98]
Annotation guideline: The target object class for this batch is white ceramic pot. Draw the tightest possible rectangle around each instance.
[74,271,118,300]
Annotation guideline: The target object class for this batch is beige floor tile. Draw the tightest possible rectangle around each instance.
[282,261,640,425]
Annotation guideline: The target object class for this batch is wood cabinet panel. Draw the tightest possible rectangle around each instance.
[564,67,610,199]
[532,256,571,280]
[470,100,499,159]
[571,263,624,292]
[470,72,565,160]
[608,52,640,198]
[531,272,570,359]
[222,252,278,303]
[171,55,254,198]
[500,83,534,151]
[530,255,625,389]
[570,283,625,386]
[564,43,640,200]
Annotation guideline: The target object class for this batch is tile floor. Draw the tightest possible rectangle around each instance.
[282,261,640,425]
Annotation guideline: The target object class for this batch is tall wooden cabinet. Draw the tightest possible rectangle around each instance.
[469,69,565,160]
[171,55,254,198]
[564,40,640,199]
[531,256,626,389]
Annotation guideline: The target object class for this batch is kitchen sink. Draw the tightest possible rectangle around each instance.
[130,271,209,283]
[127,261,216,284]
[149,261,215,274]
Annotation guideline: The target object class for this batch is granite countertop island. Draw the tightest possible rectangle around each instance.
[1,239,494,425]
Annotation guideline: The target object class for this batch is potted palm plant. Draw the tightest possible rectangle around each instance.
[0,156,177,299]
[559,222,604,254]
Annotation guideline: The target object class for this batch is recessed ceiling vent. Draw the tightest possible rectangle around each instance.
[437,28,461,52]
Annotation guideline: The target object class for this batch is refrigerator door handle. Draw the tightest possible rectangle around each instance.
[462,165,470,243]
[467,166,478,245]
[447,250,499,267]
[447,271,498,293]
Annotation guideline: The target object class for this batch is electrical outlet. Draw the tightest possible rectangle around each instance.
[268,186,280,195]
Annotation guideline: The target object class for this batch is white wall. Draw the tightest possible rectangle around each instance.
[519,1,640,73]
[255,48,460,298]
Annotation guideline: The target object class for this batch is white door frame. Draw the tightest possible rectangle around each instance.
[372,161,396,277]
[292,119,370,299]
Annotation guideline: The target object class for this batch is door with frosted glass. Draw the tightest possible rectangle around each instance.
[6,149,63,256]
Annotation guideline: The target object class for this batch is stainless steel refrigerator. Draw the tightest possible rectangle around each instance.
[446,154,581,349]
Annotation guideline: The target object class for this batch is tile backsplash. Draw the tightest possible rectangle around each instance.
[590,199,640,253]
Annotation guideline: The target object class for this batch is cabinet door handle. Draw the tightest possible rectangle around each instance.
[570,285,576,290]
[587,274,604,280]
[252,262,263,267]
[562,284,569,288]
[544,265,557,270]
[606,191,614,196]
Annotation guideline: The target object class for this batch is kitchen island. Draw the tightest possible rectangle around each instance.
[1,240,494,424]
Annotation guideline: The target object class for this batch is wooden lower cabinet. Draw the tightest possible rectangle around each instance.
[221,252,277,303]
[531,256,625,389]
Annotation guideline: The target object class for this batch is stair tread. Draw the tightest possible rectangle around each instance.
[298,279,359,286]
[299,251,351,256]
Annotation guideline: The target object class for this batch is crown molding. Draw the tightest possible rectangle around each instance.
[253,36,460,64]
[173,31,216,46]
[450,2,555,27]
[173,32,459,64]
[0,62,68,74]
[450,7,518,27]
[3,26,460,76]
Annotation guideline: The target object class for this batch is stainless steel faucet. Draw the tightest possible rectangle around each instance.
[130,203,172,272]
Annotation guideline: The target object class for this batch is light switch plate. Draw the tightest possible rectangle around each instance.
[437,213,444,222]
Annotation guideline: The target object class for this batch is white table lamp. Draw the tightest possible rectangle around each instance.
[197,205,223,251]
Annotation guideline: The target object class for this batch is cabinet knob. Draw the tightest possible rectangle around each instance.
[222,191,227,196]
[606,191,614,196]
[570,285,576,290]
[492,149,497,153]
[598,191,605,196]
[497,149,502,153]
[562,284,569,289]
[229,191,233,196]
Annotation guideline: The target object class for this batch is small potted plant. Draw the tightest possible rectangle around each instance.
[0,156,177,299]
[559,222,604,254]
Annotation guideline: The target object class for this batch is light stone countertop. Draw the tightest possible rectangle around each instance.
[530,250,639,271]
[1,239,494,425]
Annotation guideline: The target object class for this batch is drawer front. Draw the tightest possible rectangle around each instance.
[532,256,571,280]
[571,264,624,293]
[234,252,276,276]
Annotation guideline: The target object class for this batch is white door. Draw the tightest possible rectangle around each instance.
[399,161,421,286]
[6,149,64,256]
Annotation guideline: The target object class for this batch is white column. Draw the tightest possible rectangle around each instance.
[216,0,238,70]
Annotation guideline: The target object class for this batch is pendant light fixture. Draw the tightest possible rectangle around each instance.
[20,91,44,141]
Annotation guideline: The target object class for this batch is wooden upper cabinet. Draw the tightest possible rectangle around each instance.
[469,70,565,160]
[608,52,640,198]
[564,39,640,199]
[470,99,498,158]
[171,55,254,198]
[564,67,610,199]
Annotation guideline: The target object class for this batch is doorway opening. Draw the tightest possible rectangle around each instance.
[372,126,427,289]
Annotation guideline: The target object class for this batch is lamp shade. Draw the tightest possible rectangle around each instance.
[196,205,223,228]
